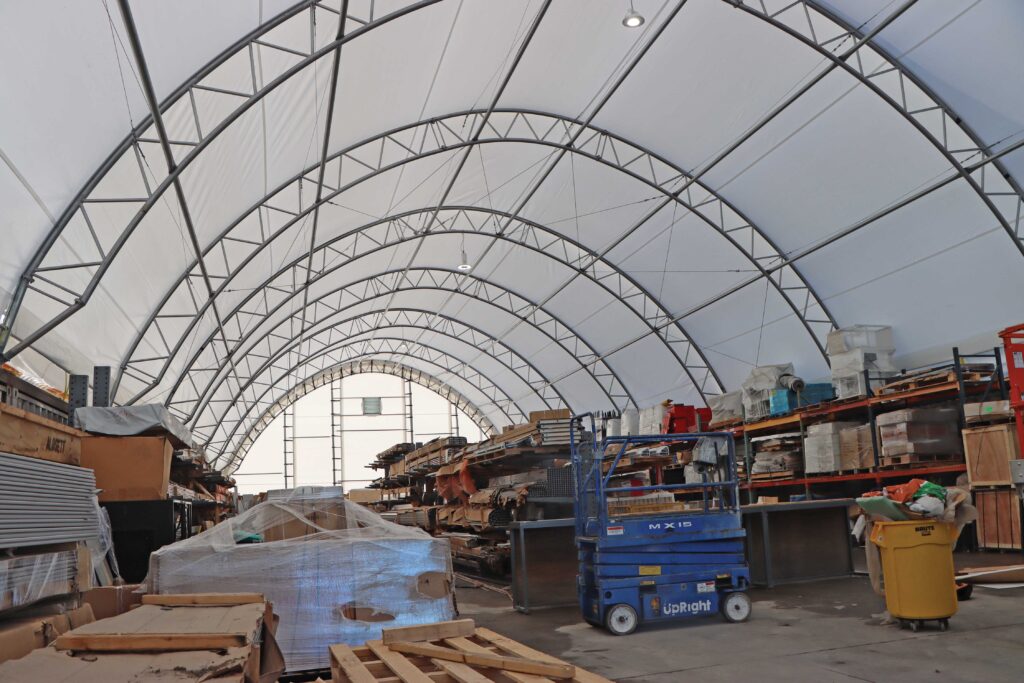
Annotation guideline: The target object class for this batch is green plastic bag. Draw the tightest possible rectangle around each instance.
[912,481,946,502]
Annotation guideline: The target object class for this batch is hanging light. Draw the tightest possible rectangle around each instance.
[457,249,472,272]
[622,2,644,27]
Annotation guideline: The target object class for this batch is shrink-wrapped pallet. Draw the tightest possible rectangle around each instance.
[147,489,454,672]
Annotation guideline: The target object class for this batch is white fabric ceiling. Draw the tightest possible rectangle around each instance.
[2,0,1023,470]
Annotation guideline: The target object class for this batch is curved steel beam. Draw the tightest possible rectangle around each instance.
[1,0,445,360]
[211,338,525,462]
[193,307,567,443]
[115,109,835,402]
[172,266,626,430]
[153,208,722,422]
[224,358,496,473]
[734,0,1024,257]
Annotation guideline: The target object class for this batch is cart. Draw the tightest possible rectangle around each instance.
[571,414,751,635]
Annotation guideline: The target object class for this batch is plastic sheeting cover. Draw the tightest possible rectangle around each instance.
[147,490,454,672]
[74,404,193,449]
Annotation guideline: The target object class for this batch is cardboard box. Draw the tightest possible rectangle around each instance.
[347,488,382,504]
[839,424,873,470]
[81,584,144,621]
[80,436,173,501]
[0,615,66,664]
[0,403,84,466]
[964,400,1012,421]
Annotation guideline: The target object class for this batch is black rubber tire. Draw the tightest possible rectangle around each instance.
[956,583,974,601]
[605,603,639,636]
[909,620,921,633]
[939,618,949,632]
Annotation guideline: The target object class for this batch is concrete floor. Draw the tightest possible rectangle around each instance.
[458,575,1024,682]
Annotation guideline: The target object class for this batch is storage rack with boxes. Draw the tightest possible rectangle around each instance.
[360,411,578,578]
[703,327,1019,551]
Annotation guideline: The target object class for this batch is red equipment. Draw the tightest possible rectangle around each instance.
[661,403,712,434]
[998,324,1024,456]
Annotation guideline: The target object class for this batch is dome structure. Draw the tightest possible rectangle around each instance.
[2,0,1023,471]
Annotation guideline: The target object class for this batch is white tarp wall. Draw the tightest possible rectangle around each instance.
[1,0,1022,470]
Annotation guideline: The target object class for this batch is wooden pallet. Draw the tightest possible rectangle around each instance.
[878,453,962,469]
[330,619,613,683]
[749,469,796,482]
[877,367,993,396]
[607,500,692,516]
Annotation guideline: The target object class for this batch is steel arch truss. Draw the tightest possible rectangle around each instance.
[210,338,522,458]
[127,203,722,416]
[1,0,445,361]
[192,307,567,445]
[225,358,497,473]
[735,0,1024,252]
[110,102,856,416]
[172,267,633,461]
[203,334,527,457]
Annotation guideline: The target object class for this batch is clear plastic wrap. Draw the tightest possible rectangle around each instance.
[0,547,80,611]
[146,490,454,672]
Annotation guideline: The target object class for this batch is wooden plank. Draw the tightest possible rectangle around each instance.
[444,637,549,683]
[381,619,476,644]
[387,642,573,678]
[141,593,265,607]
[474,628,615,683]
[0,402,84,465]
[367,640,435,683]
[54,632,247,652]
[432,659,492,683]
[330,643,378,683]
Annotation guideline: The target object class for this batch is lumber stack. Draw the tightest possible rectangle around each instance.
[329,618,613,683]
[0,593,284,681]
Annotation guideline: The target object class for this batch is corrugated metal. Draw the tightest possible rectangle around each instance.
[0,452,100,549]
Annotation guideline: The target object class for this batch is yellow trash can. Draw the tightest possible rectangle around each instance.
[869,519,957,632]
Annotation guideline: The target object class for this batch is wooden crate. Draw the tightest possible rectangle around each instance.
[0,403,84,465]
[963,423,1020,486]
[974,488,1023,551]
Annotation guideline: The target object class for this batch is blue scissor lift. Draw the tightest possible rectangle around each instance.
[571,414,751,635]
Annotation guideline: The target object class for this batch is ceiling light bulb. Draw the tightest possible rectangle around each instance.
[622,8,644,27]
[457,250,472,272]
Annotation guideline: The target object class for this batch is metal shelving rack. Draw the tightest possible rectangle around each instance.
[734,346,1006,502]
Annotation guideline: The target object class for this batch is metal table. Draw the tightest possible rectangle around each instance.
[741,499,855,587]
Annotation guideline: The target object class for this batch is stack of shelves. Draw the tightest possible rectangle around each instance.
[727,346,1006,503]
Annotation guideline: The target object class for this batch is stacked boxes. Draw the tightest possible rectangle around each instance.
[803,422,861,474]
[839,424,874,470]
[827,325,897,399]
[962,417,1023,550]
[875,407,962,464]
[742,364,796,421]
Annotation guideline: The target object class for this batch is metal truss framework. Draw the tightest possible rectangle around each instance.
[2,0,1021,468]
[227,358,496,472]
[108,101,849,419]
[192,306,568,446]
[149,203,725,426]
[112,104,845,411]
[734,0,1024,253]
[210,337,525,459]
[181,267,632,439]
